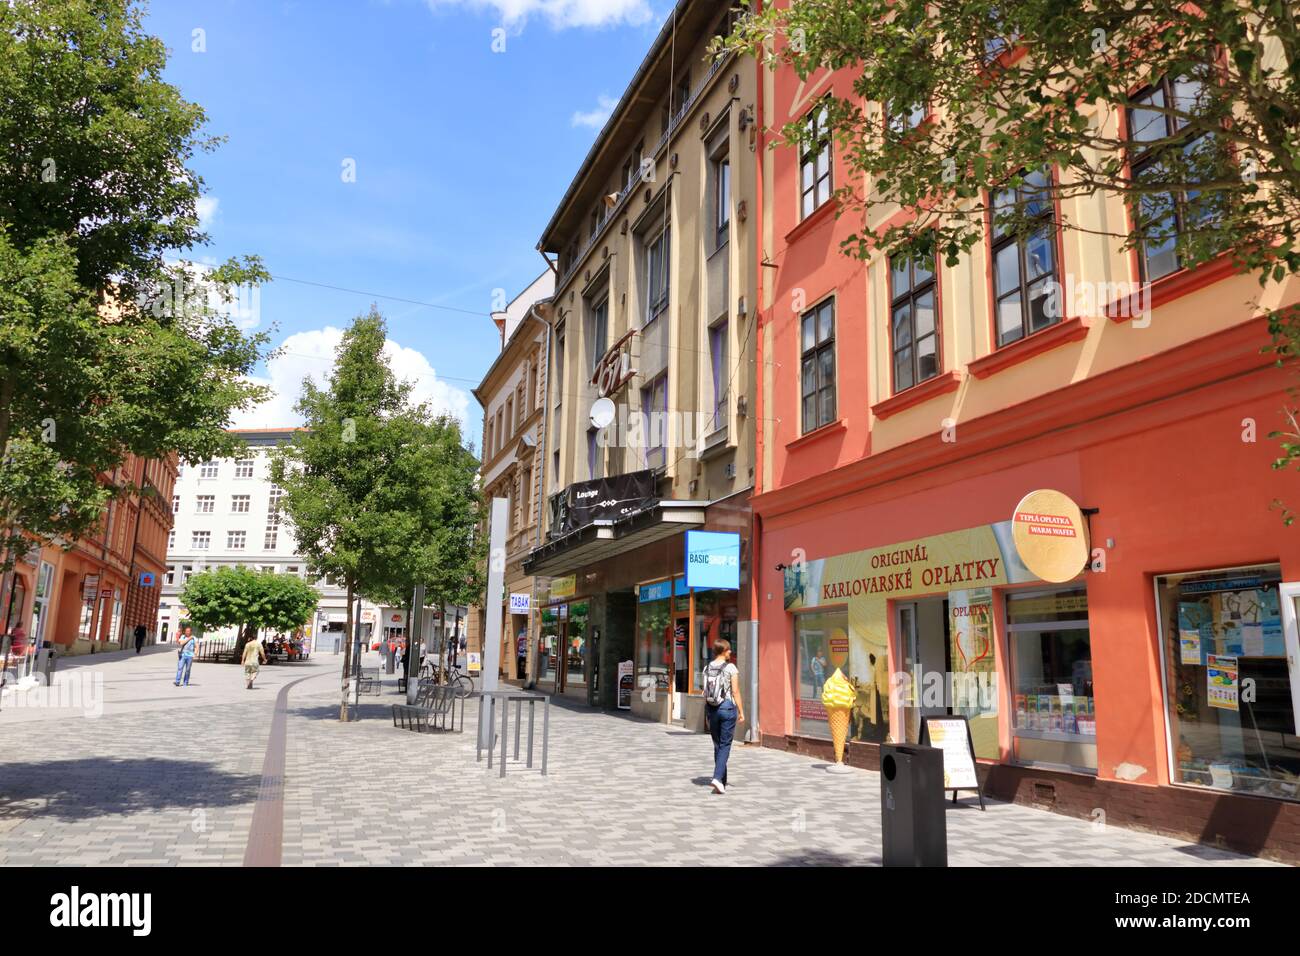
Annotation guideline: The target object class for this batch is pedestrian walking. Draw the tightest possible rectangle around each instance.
[174,626,197,687]
[241,635,266,689]
[133,623,146,655]
[702,639,744,795]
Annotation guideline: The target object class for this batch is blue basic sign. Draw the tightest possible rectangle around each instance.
[685,531,741,590]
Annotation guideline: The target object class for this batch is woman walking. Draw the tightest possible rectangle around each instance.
[241,634,266,689]
[702,639,744,795]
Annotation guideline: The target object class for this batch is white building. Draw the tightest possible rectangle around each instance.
[161,428,468,656]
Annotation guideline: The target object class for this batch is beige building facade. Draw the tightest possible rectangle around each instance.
[474,271,554,682]
[524,0,758,731]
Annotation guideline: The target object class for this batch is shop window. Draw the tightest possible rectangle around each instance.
[636,581,673,693]
[794,609,889,743]
[694,588,739,689]
[1007,587,1096,773]
[1157,565,1299,800]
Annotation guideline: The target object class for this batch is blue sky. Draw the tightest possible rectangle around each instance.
[142,0,673,452]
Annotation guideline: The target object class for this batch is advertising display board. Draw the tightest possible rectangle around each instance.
[920,715,986,809]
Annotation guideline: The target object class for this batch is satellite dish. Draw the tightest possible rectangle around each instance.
[590,397,616,429]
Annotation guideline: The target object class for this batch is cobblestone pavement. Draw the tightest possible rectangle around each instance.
[0,650,1285,866]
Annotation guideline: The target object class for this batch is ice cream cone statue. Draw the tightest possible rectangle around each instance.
[821,667,855,767]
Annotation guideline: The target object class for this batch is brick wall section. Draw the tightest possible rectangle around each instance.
[763,734,1300,864]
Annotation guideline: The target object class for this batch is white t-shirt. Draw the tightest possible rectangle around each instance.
[704,660,738,704]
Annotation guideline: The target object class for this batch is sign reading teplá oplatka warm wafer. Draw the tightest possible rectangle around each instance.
[1011,489,1090,584]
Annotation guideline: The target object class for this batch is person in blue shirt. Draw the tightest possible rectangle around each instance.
[174,626,197,687]
[810,650,827,698]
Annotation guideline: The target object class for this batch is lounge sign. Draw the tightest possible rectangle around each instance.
[1011,489,1090,584]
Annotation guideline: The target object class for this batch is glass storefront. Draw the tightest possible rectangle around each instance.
[1007,587,1096,772]
[635,577,741,700]
[1158,565,1300,800]
[539,600,590,695]
[794,608,888,743]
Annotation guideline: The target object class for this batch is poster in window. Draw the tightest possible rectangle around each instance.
[1206,655,1238,711]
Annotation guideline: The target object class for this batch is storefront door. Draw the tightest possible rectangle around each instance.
[1275,581,1300,742]
[672,614,689,719]
[897,598,951,743]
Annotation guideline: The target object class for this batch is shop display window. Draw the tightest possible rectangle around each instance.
[1158,565,1300,800]
[694,588,738,687]
[794,609,888,742]
[636,582,672,690]
[1007,587,1097,773]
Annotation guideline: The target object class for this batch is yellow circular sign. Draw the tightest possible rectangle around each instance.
[1011,489,1090,583]
[827,627,850,668]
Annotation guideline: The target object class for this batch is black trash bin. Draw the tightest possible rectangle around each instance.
[880,742,947,867]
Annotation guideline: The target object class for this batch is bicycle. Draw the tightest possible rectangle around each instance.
[418,657,475,700]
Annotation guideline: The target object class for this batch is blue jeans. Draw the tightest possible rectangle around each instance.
[706,700,737,785]
[175,655,193,685]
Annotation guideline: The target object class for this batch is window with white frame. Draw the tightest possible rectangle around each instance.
[641,372,669,470]
[168,529,176,550]
[199,461,218,479]
[234,459,254,478]
[227,530,247,550]
[709,321,728,431]
[165,566,176,586]
[800,100,833,219]
[231,494,251,513]
[800,299,836,433]
[192,531,211,550]
[172,494,180,514]
[195,495,215,514]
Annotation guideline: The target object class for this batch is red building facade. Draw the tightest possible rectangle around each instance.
[751,11,1300,862]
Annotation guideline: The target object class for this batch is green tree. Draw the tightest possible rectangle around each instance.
[272,309,470,719]
[0,0,272,570]
[179,566,318,659]
[722,1,1300,509]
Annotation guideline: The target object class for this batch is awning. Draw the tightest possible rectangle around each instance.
[523,500,707,577]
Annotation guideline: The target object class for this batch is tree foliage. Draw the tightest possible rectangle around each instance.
[0,0,272,569]
[179,566,318,656]
[271,309,484,718]
[721,0,1300,500]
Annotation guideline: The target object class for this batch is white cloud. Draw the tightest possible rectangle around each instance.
[571,93,618,129]
[229,326,472,434]
[196,196,219,230]
[425,0,653,30]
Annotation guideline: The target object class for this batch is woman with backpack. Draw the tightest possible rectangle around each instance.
[702,639,744,795]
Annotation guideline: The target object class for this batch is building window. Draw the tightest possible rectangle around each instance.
[199,461,218,479]
[195,495,215,514]
[168,529,175,550]
[889,253,939,391]
[587,294,609,373]
[521,466,532,527]
[182,564,194,583]
[172,494,180,514]
[800,299,836,433]
[645,228,670,326]
[641,372,668,471]
[554,328,566,409]
[713,154,731,249]
[234,459,254,479]
[231,494,251,513]
[1007,587,1096,773]
[264,529,278,550]
[191,531,210,551]
[586,428,601,481]
[1157,565,1298,800]
[991,167,1059,347]
[800,101,833,219]
[505,396,514,441]
[709,321,728,431]
[1128,74,1216,282]
[227,530,247,550]
[887,100,927,135]
[165,566,176,586]
[622,141,644,191]
[553,448,561,484]
[267,487,283,513]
